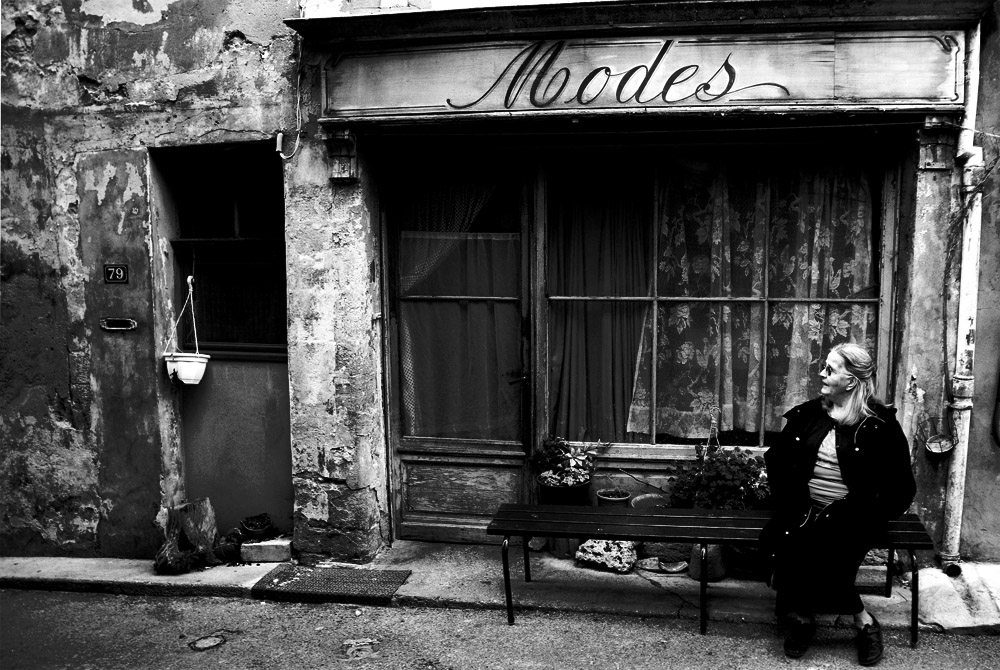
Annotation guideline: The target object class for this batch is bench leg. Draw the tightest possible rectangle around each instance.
[700,543,708,635]
[523,536,531,582]
[885,548,895,597]
[910,549,919,647]
[501,536,515,625]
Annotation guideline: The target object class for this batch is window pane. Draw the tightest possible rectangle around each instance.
[548,170,652,297]
[400,232,519,298]
[764,302,879,431]
[767,166,877,299]
[393,172,523,441]
[186,248,287,346]
[549,301,647,443]
[625,302,762,445]
[400,301,521,440]
[657,163,764,298]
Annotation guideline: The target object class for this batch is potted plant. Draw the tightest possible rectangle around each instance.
[532,436,607,506]
[531,436,608,557]
[668,440,770,580]
[596,487,631,507]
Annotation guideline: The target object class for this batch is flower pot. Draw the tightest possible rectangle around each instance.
[164,352,210,384]
[688,543,726,582]
[537,476,591,506]
[596,488,631,507]
[537,476,590,557]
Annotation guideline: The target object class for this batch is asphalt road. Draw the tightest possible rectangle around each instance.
[1,589,998,669]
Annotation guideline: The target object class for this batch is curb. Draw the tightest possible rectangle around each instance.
[0,575,254,599]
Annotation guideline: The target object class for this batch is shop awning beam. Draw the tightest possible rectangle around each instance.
[285,0,993,48]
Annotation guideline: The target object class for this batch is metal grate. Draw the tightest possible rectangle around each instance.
[251,564,411,605]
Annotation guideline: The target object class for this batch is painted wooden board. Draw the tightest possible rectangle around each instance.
[323,31,964,120]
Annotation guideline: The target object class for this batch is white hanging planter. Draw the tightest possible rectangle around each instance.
[164,351,211,384]
[162,275,210,385]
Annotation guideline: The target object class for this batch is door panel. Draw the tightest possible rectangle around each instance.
[387,166,528,542]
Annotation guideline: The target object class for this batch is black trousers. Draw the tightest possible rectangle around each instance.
[774,504,871,617]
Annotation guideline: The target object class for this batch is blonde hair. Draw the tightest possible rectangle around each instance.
[829,342,878,426]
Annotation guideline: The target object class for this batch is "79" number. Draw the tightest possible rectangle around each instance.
[104,264,129,284]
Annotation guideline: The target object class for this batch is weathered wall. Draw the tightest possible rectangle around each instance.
[894,122,961,552]
[0,0,356,557]
[284,131,389,564]
[962,1,1000,561]
[1,108,101,554]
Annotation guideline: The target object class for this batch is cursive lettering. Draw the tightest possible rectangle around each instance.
[446,39,790,110]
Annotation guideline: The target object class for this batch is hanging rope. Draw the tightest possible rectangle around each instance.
[162,275,200,356]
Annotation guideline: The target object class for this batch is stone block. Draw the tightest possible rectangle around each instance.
[241,537,292,563]
[575,539,637,573]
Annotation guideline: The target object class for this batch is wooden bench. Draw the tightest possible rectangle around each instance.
[486,504,934,646]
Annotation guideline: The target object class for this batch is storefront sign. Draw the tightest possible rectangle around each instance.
[323,31,964,120]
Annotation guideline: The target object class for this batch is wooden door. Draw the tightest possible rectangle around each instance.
[385,167,529,542]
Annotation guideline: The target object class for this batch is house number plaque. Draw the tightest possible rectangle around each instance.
[104,264,129,284]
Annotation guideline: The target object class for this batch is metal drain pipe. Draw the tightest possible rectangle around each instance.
[941,22,984,577]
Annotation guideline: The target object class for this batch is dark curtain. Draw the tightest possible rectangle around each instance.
[397,181,522,440]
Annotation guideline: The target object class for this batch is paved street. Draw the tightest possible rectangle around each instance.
[2,590,998,669]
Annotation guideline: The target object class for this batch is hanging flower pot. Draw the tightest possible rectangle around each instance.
[164,352,211,384]
[162,275,210,385]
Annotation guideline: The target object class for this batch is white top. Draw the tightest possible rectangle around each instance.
[808,429,849,506]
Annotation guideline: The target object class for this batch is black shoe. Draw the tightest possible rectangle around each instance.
[856,615,884,666]
[783,617,814,658]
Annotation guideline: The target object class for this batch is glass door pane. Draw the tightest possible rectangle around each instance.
[395,178,523,441]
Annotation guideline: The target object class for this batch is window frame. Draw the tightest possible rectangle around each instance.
[534,153,900,459]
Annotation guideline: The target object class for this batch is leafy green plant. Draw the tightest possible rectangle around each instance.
[668,442,770,510]
[532,436,609,487]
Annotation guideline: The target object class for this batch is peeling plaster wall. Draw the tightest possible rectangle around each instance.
[891,5,1000,562]
[1,109,101,554]
[0,0,369,557]
[894,128,960,551]
[961,3,1000,561]
[284,136,389,564]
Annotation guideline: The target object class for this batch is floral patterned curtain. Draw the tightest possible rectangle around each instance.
[621,158,878,441]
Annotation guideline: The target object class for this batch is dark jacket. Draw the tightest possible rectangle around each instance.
[762,397,916,545]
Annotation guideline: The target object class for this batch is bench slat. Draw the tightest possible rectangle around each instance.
[489,520,764,543]
[490,503,932,646]
[487,504,934,548]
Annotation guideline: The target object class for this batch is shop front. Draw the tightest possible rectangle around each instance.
[283,2,990,556]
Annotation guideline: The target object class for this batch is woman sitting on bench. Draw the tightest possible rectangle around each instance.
[762,343,916,667]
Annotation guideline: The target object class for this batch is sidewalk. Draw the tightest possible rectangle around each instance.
[2,541,999,635]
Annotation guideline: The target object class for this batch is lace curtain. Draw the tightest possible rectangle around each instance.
[549,158,878,443]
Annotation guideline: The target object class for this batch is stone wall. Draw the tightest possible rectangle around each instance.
[284,137,389,564]
[961,2,1000,561]
[1,0,392,560]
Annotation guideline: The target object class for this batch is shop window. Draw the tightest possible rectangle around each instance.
[547,151,883,447]
[390,172,523,441]
[159,143,287,360]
